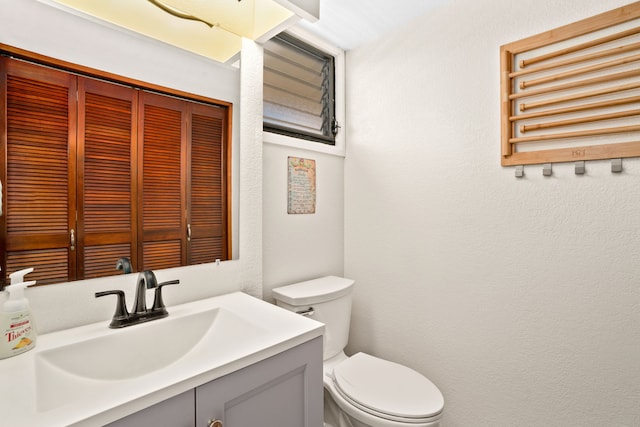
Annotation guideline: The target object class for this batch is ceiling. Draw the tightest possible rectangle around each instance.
[44,0,302,62]
[43,0,444,62]
[299,0,447,50]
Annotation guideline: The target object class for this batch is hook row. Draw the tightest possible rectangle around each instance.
[515,158,624,177]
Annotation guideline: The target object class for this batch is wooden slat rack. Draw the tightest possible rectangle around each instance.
[500,2,640,166]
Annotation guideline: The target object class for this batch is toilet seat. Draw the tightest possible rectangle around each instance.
[331,353,444,423]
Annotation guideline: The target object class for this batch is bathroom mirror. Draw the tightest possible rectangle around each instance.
[0,45,240,287]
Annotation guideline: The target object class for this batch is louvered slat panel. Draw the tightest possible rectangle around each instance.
[190,237,223,265]
[6,248,68,286]
[263,66,323,101]
[263,85,323,116]
[263,101,324,134]
[191,113,223,228]
[2,58,76,285]
[264,39,325,79]
[84,243,131,279]
[138,92,185,270]
[78,78,136,278]
[6,76,69,235]
[82,81,133,234]
[143,105,182,229]
[188,103,228,264]
[143,240,182,270]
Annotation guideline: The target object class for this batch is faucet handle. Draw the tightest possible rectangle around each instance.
[95,290,129,328]
[151,279,180,315]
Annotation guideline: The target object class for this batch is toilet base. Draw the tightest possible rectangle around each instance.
[325,388,355,427]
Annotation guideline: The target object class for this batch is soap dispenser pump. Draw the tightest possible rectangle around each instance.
[0,268,37,359]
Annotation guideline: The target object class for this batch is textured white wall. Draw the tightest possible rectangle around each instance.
[239,38,265,298]
[262,143,344,300]
[344,0,640,426]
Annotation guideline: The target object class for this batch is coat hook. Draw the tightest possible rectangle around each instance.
[515,165,524,178]
[543,163,552,177]
[575,161,585,175]
[611,158,622,173]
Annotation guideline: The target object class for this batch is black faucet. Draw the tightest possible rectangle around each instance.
[132,270,157,315]
[115,257,133,274]
[95,270,179,328]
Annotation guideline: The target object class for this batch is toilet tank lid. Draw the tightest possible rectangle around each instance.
[272,276,355,306]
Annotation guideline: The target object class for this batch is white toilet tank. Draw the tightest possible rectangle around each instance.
[272,276,354,361]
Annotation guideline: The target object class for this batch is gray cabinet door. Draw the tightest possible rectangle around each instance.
[106,389,195,427]
[195,337,323,427]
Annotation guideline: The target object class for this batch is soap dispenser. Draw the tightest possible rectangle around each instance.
[0,268,37,359]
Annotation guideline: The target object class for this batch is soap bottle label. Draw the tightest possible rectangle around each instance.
[0,311,36,358]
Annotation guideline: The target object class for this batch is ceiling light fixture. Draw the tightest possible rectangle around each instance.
[147,0,214,28]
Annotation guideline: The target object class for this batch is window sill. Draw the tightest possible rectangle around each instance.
[263,131,345,157]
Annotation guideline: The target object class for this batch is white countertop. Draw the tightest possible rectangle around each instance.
[0,291,324,426]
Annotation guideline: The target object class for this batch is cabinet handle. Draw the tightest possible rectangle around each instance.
[70,229,75,251]
[208,420,223,427]
[187,223,192,241]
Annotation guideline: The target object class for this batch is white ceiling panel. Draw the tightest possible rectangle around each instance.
[297,0,447,50]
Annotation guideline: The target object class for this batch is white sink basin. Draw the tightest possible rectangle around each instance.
[37,308,219,381]
[34,303,267,412]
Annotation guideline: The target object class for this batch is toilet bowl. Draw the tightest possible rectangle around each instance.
[325,351,443,427]
[272,276,444,427]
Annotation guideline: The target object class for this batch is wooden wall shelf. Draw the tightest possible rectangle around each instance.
[500,2,640,166]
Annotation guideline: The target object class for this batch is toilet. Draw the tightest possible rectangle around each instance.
[272,276,444,427]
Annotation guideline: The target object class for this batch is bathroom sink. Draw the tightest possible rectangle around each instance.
[37,309,217,381]
[0,291,323,427]
[34,303,266,411]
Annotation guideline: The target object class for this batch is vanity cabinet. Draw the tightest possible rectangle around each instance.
[107,337,323,427]
[106,390,195,427]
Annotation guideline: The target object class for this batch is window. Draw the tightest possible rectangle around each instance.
[1,55,231,286]
[263,32,338,145]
